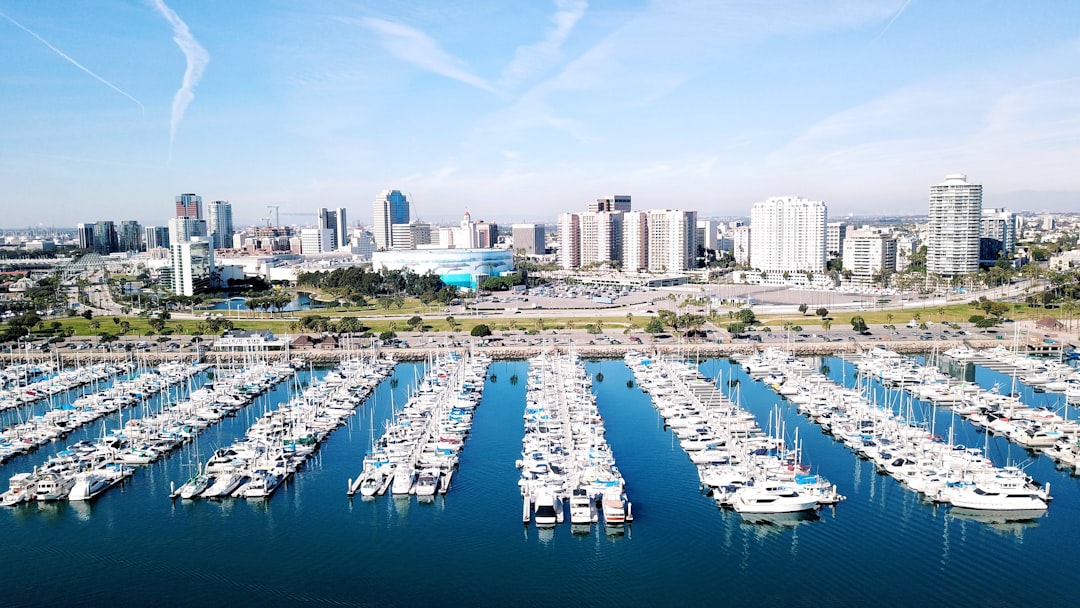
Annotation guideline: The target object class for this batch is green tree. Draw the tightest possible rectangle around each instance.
[645,317,665,333]
[815,307,828,318]
[850,315,868,333]
[470,324,492,337]
[798,303,809,315]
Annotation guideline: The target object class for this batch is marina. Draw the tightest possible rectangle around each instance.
[2,353,1080,606]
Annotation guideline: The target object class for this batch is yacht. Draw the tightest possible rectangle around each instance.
[731,482,818,514]
[69,465,130,501]
[569,488,597,525]
[601,490,628,525]
[1,472,37,506]
[533,492,562,527]
[34,471,75,501]
[939,478,1050,511]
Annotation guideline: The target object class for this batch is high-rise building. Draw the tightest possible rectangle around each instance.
[696,219,720,252]
[372,190,410,250]
[118,220,142,252]
[300,228,336,254]
[76,223,94,250]
[175,193,202,219]
[171,237,215,296]
[391,221,432,250]
[588,195,631,213]
[927,174,982,276]
[558,213,580,269]
[511,224,546,256]
[92,221,118,255]
[317,207,348,251]
[207,201,234,250]
[622,212,649,271]
[646,210,697,272]
[980,208,1015,265]
[475,221,498,248]
[733,226,751,266]
[144,225,170,250]
[826,221,847,259]
[168,217,208,246]
[749,196,827,273]
[842,228,897,283]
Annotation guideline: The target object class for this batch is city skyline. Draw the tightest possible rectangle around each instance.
[2,1,1079,228]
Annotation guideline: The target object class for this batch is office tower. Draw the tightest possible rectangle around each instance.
[589,195,631,213]
[117,220,142,252]
[171,237,215,296]
[475,221,498,248]
[842,229,897,283]
[207,201,234,250]
[168,217,208,246]
[749,196,827,273]
[696,219,720,252]
[927,174,982,276]
[175,193,202,219]
[76,223,95,250]
[372,190,410,250]
[317,207,348,251]
[92,221,118,255]
[511,224,546,256]
[144,226,171,250]
[390,221,432,250]
[300,228,336,254]
[646,210,697,272]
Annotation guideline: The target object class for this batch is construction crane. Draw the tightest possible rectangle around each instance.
[263,205,316,227]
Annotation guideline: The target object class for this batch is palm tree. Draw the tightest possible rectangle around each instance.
[822,319,832,335]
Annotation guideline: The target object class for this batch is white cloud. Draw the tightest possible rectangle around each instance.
[355,17,498,94]
[498,0,587,91]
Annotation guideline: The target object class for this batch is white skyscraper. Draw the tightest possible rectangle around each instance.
[207,201,234,250]
[749,196,827,273]
[927,174,982,276]
[646,210,697,272]
[558,213,580,269]
[372,190,410,250]
[622,211,649,272]
[171,237,214,296]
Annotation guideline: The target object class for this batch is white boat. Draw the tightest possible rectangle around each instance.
[940,479,1050,511]
[391,467,415,495]
[569,488,597,525]
[201,471,245,498]
[414,468,439,497]
[177,471,213,500]
[533,492,562,527]
[1,472,37,506]
[359,472,383,498]
[601,490,628,525]
[34,471,75,501]
[731,482,818,514]
[69,465,129,502]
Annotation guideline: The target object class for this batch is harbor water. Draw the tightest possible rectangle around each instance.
[2,357,1079,607]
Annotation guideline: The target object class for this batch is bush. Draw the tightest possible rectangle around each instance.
[470,324,492,337]
[378,330,397,341]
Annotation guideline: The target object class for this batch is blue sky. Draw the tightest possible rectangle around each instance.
[1,0,1078,229]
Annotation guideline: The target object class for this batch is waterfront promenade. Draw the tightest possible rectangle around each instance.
[0,338,1024,364]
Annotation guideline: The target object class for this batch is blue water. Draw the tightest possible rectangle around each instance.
[2,358,1080,607]
[206,293,320,313]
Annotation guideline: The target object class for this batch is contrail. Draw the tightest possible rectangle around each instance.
[149,0,209,164]
[0,10,144,111]
[872,0,913,44]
